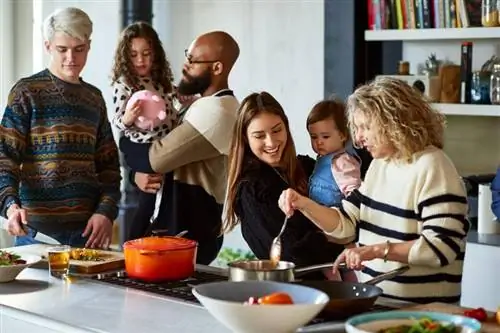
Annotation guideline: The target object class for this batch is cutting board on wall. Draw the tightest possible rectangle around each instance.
[403,302,500,333]
[4,244,125,274]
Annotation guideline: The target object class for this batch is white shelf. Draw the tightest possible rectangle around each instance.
[433,103,500,117]
[365,27,500,41]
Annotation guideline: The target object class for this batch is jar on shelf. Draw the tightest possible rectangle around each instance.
[482,0,499,27]
[490,64,500,104]
[471,71,491,104]
[398,61,410,75]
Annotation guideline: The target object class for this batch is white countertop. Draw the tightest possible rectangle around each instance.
[0,244,421,333]
[0,267,231,333]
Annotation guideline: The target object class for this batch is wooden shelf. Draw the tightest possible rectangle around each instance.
[365,27,500,41]
[433,103,500,117]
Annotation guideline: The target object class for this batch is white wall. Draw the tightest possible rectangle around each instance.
[404,41,500,176]
[0,1,14,113]
[155,0,324,156]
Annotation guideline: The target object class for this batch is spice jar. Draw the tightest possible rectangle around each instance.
[490,64,500,104]
[482,0,499,27]
[398,61,410,75]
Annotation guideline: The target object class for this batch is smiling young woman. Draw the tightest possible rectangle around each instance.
[222,91,346,278]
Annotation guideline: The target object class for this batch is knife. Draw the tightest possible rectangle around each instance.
[0,218,60,245]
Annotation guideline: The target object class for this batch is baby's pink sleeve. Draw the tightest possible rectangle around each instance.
[331,153,361,196]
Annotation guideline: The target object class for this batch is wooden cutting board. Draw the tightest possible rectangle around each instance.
[3,244,125,274]
[402,302,500,333]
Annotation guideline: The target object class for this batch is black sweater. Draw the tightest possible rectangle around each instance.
[235,157,345,268]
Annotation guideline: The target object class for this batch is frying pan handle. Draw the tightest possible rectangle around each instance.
[294,263,347,276]
[364,265,410,285]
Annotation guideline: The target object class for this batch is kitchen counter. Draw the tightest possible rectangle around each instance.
[462,232,500,311]
[467,231,500,247]
[1,242,495,333]
[1,266,417,333]
[1,267,232,333]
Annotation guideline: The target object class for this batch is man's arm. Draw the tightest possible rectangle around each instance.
[94,97,121,222]
[119,121,220,173]
[0,85,31,218]
[119,98,237,174]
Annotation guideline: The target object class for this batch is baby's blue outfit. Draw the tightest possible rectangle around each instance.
[308,142,360,207]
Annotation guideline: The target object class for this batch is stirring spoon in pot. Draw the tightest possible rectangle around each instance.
[270,217,288,266]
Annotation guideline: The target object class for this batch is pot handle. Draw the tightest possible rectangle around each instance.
[139,249,172,256]
[294,263,347,276]
[364,265,410,285]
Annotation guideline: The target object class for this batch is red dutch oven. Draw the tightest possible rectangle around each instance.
[123,236,198,282]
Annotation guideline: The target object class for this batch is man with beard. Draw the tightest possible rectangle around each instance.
[119,31,240,264]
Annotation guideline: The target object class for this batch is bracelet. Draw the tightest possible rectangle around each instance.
[383,240,391,263]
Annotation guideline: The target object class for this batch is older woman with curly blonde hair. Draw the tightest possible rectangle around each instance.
[279,77,469,304]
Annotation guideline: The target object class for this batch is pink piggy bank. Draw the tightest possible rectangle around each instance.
[126,90,167,131]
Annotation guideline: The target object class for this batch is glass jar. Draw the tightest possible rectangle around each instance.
[471,71,491,104]
[482,0,499,27]
[490,64,500,104]
[398,61,410,75]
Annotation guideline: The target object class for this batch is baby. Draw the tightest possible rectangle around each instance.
[306,99,362,282]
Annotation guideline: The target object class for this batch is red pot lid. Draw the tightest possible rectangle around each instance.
[123,236,197,251]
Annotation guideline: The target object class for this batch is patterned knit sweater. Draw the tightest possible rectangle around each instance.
[328,146,469,303]
[0,69,121,233]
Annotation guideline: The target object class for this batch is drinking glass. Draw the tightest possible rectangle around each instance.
[47,245,71,278]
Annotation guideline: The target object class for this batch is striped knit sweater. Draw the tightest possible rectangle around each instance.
[328,146,469,303]
[0,69,121,234]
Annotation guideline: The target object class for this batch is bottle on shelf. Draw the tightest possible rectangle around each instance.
[471,71,491,104]
[490,64,500,104]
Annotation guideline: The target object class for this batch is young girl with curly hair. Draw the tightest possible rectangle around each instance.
[110,22,178,240]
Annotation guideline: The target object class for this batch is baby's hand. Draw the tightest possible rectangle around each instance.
[123,99,142,127]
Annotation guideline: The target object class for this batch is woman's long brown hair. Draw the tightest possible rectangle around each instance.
[111,21,174,93]
[222,92,307,234]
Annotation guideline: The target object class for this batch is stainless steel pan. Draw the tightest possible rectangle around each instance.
[227,260,336,282]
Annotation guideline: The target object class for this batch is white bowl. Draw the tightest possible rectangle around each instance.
[0,253,42,283]
[192,280,329,333]
[346,311,482,333]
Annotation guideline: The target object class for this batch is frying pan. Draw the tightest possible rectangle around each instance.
[297,265,410,319]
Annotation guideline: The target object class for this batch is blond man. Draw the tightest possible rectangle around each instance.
[0,7,121,248]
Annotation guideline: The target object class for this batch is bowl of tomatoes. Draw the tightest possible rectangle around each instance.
[192,280,329,333]
[0,250,42,283]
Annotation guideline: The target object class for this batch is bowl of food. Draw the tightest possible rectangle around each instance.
[346,311,482,333]
[0,250,42,282]
[192,280,329,333]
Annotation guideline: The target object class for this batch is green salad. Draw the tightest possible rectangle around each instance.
[0,250,26,266]
[378,317,460,333]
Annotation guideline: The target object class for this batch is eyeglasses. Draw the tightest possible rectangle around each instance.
[184,49,219,65]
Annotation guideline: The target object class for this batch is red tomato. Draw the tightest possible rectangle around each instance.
[258,292,294,305]
[464,307,488,322]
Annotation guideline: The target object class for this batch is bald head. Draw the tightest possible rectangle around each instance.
[193,31,240,75]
